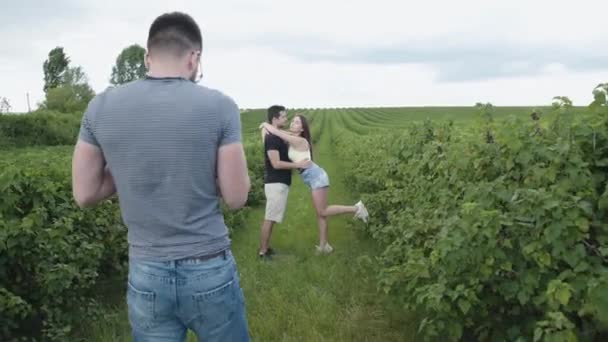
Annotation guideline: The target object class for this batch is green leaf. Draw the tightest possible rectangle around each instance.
[577,218,589,233]
[485,256,495,266]
[458,299,471,314]
[500,262,513,271]
[533,327,543,342]
[574,262,589,273]
[547,280,573,309]
[543,200,560,210]
[517,291,529,305]
[538,252,551,267]
[585,281,608,325]
[599,196,608,211]
[577,200,594,217]
[545,223,563,243]
[506,159,515,170]
[556,287,571,306]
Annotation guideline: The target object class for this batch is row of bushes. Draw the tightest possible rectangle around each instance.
[0,111,82,149]
[0,110,265,339]
[0,147,126,339]
[337,104,608,340]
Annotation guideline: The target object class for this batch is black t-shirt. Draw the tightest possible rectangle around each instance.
[264,134,292,185]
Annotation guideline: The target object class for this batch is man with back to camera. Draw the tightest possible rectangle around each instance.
[71,11,251,341]
[258,105,311,259]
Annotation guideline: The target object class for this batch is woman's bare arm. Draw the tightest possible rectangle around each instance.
[261,127,268,143]
[260,123,309,150]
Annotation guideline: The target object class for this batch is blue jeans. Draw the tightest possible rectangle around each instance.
[127,249,250,341]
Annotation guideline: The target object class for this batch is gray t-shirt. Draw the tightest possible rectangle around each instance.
[78,76,242,261]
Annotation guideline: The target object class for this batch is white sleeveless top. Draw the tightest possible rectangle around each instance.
[288,146,311,162]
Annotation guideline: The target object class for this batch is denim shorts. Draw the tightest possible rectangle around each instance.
[300,162,330,190]
[127,249,250,341]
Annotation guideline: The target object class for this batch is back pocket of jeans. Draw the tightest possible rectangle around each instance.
[127,281,156,330]
[193,278,237,329]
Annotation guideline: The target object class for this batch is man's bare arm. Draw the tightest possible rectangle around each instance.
[217,142,250,209]
[72,140,116,208]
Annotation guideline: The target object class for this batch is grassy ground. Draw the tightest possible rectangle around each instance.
[83,110,415,341]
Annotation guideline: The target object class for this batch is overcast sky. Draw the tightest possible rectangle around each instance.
[2,0,607,112]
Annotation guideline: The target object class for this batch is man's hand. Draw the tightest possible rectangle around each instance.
[295,159,312,169]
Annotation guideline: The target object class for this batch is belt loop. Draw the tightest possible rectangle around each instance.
[222,250,227,260]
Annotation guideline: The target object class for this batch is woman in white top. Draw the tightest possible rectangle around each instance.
[260,114,369,254]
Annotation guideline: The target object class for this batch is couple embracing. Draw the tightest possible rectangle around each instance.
[257,105,369,259]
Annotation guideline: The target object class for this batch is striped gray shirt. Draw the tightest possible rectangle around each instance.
[78,76,242,261]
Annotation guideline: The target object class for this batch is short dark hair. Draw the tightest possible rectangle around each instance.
[147,12,202,56]
[267,105,286,123]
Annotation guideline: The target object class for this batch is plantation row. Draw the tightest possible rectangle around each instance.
[0,111,266,340]
[333,101,608,340]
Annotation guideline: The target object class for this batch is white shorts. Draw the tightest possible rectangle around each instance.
[264,183,290,223]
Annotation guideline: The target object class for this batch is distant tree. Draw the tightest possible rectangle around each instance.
[62,66,86,85]
[590,83,608,109]
[43,47,70,92]
[0,97,11,114]
[41,66,95,113]
[110,44,147,85]
[552,96,573,110]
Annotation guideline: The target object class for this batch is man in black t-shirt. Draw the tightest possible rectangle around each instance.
[258,105,310,258]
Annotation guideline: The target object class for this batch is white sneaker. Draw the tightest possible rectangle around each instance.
[354,200,369,223]
[315,243,334,255]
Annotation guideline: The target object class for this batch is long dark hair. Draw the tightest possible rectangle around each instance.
[295,114,313,160]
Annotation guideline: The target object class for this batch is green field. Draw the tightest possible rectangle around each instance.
[2,104,607,341]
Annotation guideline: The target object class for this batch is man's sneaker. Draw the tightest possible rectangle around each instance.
[354,200,369,223]
[258,248,273,260]
[266,247,276,256]
[258,252,272,260]
[315,243,334,255]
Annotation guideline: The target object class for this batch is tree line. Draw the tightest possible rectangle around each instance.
[1,44,147,114]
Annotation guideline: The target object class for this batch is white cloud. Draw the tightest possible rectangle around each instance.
[541,63,569,75]
[1,0,606,112]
